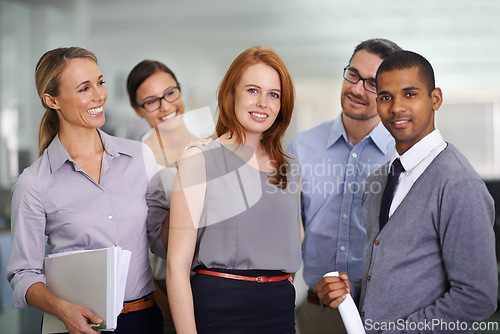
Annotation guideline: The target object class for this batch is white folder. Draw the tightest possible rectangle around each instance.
[41,246,131,333]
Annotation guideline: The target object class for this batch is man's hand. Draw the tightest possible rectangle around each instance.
[315,272,351,309]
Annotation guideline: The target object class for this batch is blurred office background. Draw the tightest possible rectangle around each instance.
[0,0,499,332]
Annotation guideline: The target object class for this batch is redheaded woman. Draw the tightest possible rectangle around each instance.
[167,46,303,334]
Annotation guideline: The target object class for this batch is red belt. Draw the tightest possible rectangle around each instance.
[121,292,155,314]
[196,269,291,283]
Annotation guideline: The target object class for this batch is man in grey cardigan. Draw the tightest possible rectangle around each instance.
[316,50,497,333]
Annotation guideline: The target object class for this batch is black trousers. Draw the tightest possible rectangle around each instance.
[191,268,296,334]
[113,301,163,334]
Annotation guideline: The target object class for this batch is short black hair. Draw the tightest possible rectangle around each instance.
[376,50,435,95]
[349,38,402,64]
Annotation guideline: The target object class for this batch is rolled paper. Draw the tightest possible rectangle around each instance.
[323,271,366,334]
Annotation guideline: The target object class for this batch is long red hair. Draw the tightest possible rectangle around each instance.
[215,46,295,189]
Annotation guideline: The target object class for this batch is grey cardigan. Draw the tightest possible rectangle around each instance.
[360,144,497,334]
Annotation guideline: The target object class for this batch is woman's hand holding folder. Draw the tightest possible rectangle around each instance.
[26,281,103,334]
[58,301,104,334]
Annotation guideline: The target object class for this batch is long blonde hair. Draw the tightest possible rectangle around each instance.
[215,46,295,189]
[35,47,98,156]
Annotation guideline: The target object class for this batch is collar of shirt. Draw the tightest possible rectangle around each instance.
[391,129,446,173]
[47,129,134,174]
[388,129,447,217]
[326,113,392,155]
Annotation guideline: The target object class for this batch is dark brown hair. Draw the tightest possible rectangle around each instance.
[126,60,179,106]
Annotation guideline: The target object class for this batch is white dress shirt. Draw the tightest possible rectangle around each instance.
[389,129,447,218]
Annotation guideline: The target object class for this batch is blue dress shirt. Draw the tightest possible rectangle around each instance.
[287,114,394,297]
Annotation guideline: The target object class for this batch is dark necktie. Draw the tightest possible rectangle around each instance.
[379,158,405,230]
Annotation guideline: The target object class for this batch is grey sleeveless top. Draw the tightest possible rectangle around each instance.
[191,141,302,273]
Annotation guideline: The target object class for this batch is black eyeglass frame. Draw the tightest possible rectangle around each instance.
[135,86,181,112]
[343,67,377,94]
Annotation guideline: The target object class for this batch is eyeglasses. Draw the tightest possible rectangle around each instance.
[343,67,377,94]
[136,86,181,112]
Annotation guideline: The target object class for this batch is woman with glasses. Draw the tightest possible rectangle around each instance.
[166,46,303,333]
[127,60,199,334]
[7,47,168,333]
[127,60,198,167]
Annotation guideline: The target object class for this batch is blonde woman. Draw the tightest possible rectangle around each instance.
[7,47,168,334]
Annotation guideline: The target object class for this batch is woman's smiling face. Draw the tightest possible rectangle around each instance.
[134,70,185,129]
[46,57,107,131]
[233,62,281,136]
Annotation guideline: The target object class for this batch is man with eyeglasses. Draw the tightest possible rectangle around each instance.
[287,38,401,334]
